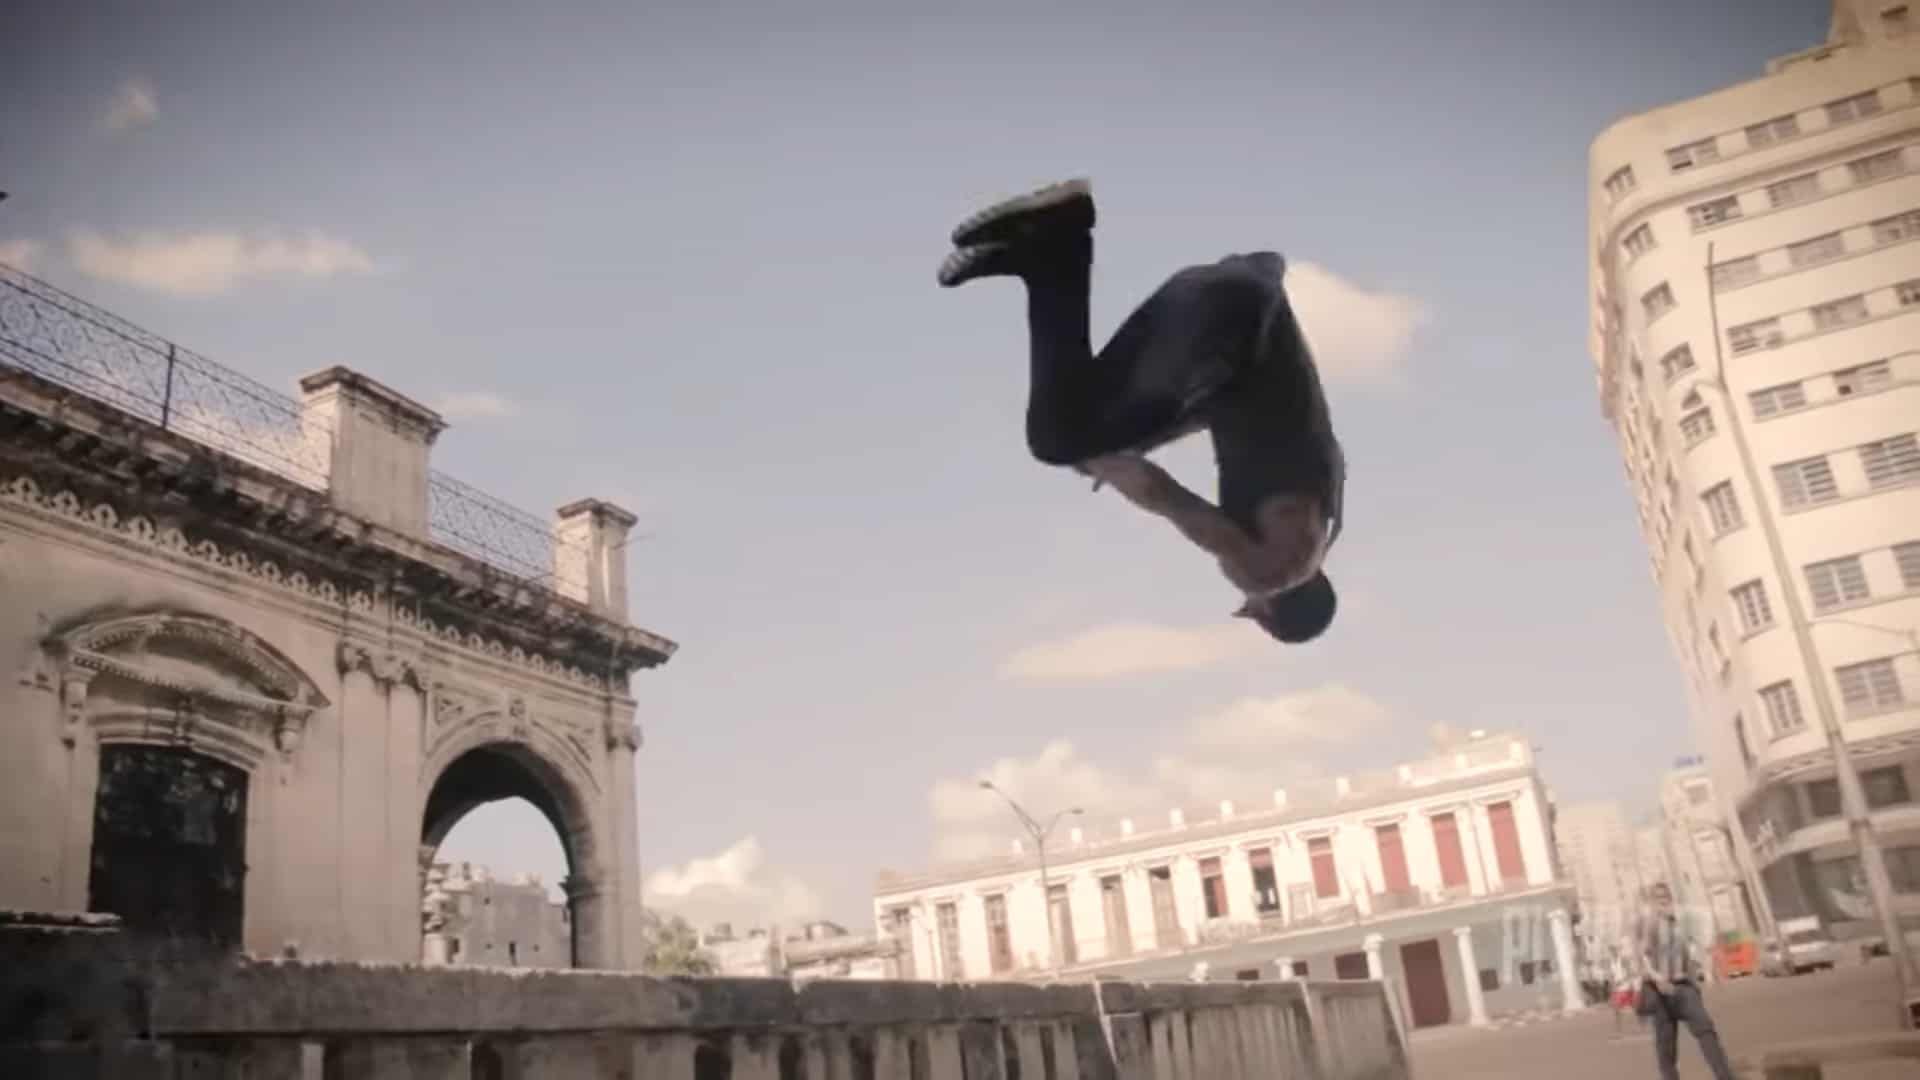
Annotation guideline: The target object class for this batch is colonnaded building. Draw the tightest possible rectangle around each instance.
[1586,1,1920,946]
[0,262,676,968]
[872,731,1582,1030]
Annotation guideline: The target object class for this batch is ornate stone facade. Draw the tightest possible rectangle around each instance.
[0,358,675,970]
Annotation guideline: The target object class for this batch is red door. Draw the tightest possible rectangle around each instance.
[1432,813,1468,889]
[1376,824,1412,894]
[1487,802,1527,885]
[1309,836,1339,898]
[1399,939,1451,1028]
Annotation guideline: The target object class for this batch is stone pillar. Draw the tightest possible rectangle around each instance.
[333,643,390,962]
[385,659,426,963]
[1548,907,1583,1013]
[554,499,638,619]
[1453,925,1489,1027]
[1223,847,1258,924]
[1364,933,1384,980]
[564,873,608,969]
[1275,955,1295,980]
[606,717,643,970]
[298,367,447,538]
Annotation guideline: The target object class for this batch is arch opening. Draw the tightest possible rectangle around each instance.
[420,742,594,970]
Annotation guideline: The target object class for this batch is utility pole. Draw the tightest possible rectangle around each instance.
[979,780,1082,977]
[1701,242,1918,1023]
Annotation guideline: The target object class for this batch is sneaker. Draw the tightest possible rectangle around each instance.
[949,178,1095,248]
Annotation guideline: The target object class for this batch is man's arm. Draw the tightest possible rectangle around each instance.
[1080,454,1251,561]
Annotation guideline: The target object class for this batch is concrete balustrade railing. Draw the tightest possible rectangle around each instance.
[2,928,1411,1079]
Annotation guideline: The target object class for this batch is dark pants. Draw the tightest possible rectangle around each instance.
[1648,981,1735,1080]
[1020,238,1294,468]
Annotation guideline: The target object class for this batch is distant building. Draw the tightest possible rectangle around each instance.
[701,920,899,980]
[1553,802,1642,979]
[1659,761,1761,942]
[874,731,1580,1030]
[423,862,570,969]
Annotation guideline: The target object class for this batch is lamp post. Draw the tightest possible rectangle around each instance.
[1700,242,1919,1022]
[979,780,1081,976]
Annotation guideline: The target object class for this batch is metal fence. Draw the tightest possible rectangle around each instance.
[0,262,584,593]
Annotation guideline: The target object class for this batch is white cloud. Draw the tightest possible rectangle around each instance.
[102,79,159,132]
[0,239,39,271]
[67,229,377,297]
[927,683,1390,862]
[1285,260,1429,384]
[644,836,827,932]
[999,620,1268,683]
[433,391,518,420]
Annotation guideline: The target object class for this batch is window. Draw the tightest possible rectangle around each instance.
[1148,866,1179,947]
[1835,360,1893,397]
[885,906,916,979]
[1689,195,1743,229]
[1431,812,1469,889]
[1680,407,1715,446]
[1729,318,1782,354]
[1849,149,1906,185]
[984,894,1013,974]
[1660,344,1696,381]
[1891,846,1920,895]
[1047,883,1076,965]
[1761,680,1806,736]
[1836,657,1906,716]
[1864,766,1913,809]
[1375,823,1413,894]
[1703,482,1744,534]
[1896,540,1920,589]
[1199,856,1228,919]
[1898,279,1920,306]
[1487,801,1527,885]
[1766,172,1822,208]
[1606,165,1638,201]
[1098,876,1131,960]
[1750,380,1808,417]
[1668,138,1722,172]
[1249,848,1280,914]
[1642,283,1677,320]
[1773,455,1838,508]
[1873,209,1920,244]
[1746,113,1801,148]
[1623,223,1657,258]
[1805,555,1871,611]
[1711,255,1762,289]
[1786,231,1846,268]
[1731,579,1775,633]
[935,902,963,977]
[1806,778,1843,819]
[1810,294,1869,330]
[1825,90,1884,125]
[1861,434,1920,488]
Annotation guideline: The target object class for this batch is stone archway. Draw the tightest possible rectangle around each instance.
[420,741,606,968]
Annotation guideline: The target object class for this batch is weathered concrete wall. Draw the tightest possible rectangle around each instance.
[2,930,1412,1079]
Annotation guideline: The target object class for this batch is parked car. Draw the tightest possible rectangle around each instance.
[1762,917,1838,975]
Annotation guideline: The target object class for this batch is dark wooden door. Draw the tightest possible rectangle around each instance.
[88,744,248,947]
[1399,938,1452,1028]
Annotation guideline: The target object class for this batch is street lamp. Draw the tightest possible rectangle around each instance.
[979,779,1082,976]
[1700,242,1919,1023]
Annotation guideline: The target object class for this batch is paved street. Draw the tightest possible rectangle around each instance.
[1409,961,1914,1079]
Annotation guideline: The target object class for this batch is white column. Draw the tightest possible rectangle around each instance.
[1453,925,1489,1027]
[1275,955,1296,980]
[1549,908,1583,1013]
[1363,933,1384,980]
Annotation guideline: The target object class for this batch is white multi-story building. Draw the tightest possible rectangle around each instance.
[1659,760,1760,946]
[1587,2,1920,947]
[1554,801,1642,978]
[873,732,1580,1030]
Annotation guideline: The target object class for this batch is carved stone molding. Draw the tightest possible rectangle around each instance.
[58,670,96,747]
[606,720,641,753]
[337,642,425,691]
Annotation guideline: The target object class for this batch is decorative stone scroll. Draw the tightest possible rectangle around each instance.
[336,642,425,691]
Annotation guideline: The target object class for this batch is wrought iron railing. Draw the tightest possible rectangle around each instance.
[0,262,586,594]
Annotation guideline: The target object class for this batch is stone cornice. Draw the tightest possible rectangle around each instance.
[0,367,676,680]
[336,641,426,690]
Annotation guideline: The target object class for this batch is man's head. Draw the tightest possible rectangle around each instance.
[1239,572,1337,644]
[1650,883,1674,911]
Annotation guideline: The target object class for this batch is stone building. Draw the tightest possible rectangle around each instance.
[422,862,571,969]
[703,920,901,980]
[0,263,675,968]
[873,731,1581,1029]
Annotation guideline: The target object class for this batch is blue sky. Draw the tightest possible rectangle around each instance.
[2,0,1832,927]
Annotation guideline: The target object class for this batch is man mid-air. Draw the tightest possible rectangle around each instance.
[938,178,1346,644]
